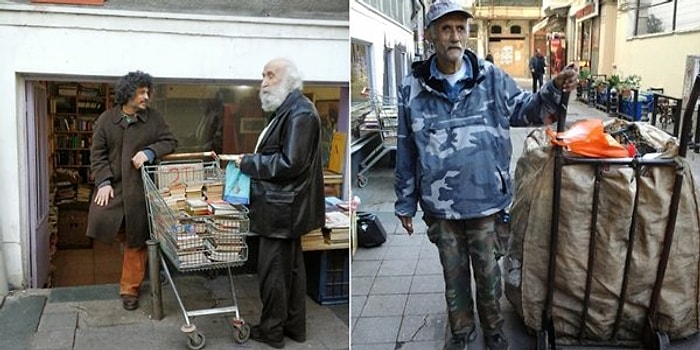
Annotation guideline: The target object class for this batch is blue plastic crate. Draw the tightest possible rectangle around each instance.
[304,249,349,305]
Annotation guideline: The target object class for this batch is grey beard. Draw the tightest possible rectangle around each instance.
[259,88,288,112]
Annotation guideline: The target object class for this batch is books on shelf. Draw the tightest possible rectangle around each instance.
[76,184,92,202]
[325,211,350,228]
[57,84,78,97]
[326,227,350,245]
[301,227,349,251]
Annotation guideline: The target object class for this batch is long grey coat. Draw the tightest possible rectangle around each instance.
[86,106,178,248]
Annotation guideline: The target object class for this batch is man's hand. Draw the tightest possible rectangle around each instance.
[232,154,244,168]
[553,63,579,93]
[398,216,414,235]
[131,151,149,169]
[94,185,114,207]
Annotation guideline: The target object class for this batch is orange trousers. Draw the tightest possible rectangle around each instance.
[117,233,147,297]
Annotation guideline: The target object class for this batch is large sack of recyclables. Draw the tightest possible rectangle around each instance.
[505,119,700,345]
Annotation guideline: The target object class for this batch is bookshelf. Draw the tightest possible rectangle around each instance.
[49,82,110,205]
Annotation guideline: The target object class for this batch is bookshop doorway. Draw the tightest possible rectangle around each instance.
[29,78,347,288]
[35,79,122,287]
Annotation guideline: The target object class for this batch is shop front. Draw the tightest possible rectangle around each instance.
[570,0,600,75]
[533,6,569,80]
[0,3,349,290]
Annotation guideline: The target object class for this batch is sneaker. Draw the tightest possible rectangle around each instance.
[485,333,509,350]
[466,325,477,342]
[250,325,284,349]
[444,325,477,350]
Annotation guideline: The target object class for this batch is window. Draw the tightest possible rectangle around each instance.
[351,42,372,104]
[143,81,343,155]
[491,25,502,34]
[360,0,414,28]
[632,0,700,36]
[510,25,522,34]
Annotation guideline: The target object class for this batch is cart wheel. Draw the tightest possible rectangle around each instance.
[654,331,670,350]
[233,323,250,343]
[536,330,549,350]
[186,331,206,350]
[357,175,368,188]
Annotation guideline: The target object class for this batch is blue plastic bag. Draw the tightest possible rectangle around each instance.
[224,162,250,205]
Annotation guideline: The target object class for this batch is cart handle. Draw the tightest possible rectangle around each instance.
[161,151,219,161]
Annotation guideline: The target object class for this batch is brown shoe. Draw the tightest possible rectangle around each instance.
[121,295,139,311]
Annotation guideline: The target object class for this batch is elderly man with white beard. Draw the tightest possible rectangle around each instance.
[232,58,325,349]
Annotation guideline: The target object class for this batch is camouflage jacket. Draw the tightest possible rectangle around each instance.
[394,50,565,219]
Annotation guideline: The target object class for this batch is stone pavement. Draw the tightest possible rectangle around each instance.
[0,267,349,349]
[350,96,700,350]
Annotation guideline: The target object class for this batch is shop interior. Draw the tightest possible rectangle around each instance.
[45,79,346,287]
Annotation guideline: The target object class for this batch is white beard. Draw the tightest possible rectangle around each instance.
[259,85,289,112]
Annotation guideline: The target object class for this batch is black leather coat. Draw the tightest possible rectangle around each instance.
[239,89,325,239]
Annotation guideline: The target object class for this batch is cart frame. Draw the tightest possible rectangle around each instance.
[142,151,251,350]
[539,74,700,350]
[356,93,398,188]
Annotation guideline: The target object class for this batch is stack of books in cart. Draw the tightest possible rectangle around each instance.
[173,200,249,267]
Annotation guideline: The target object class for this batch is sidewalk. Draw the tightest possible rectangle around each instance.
[0,266,349,349]
[350,98,700,349]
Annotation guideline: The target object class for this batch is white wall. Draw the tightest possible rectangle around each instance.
[614,8,700,97]
[0,3,349,289]
[350,1,415,97]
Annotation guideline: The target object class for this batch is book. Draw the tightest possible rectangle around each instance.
[325,211,350,228]
[207,200,241,215]
[185,198,209,215]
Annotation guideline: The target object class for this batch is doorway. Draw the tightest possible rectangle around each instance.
[40,81,122,287]
[489,38,527,78]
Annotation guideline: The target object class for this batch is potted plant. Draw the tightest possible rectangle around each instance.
[620,74,642,98]
[606,74,622,91]
[577,70,591,98]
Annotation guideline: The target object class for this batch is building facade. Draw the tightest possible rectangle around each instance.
[471,0,543,78]
[0,0,349,291]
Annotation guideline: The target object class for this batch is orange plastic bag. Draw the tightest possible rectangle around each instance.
[546,119,631,158]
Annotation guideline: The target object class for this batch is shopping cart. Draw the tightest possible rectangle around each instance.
[142,151,251,350]
[356,93,398,188]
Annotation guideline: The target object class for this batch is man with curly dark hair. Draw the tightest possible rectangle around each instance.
[86,71,178,311]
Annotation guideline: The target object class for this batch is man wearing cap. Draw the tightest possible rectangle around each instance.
[394,1,578,349]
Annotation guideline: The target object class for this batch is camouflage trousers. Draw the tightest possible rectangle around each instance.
[424,214,504,336]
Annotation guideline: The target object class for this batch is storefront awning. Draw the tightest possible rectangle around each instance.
[544,3,571,17]
[534,3,570,34]
[533,17,550,34]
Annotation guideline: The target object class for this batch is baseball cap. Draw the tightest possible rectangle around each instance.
[426,0,473,27]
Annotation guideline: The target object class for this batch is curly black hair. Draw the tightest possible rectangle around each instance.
[114,71,153,106]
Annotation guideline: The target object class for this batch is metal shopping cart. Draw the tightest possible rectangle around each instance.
[356,93,398,188]
[142,152,251,349]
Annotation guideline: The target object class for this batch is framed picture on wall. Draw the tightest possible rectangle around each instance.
[304,92,316,104]
[316,99,340,169]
